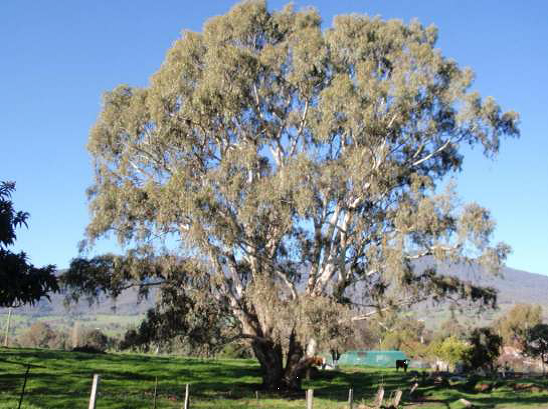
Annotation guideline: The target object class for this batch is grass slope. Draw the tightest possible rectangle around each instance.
[1,348,548,409]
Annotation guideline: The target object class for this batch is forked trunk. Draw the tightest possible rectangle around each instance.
[283,330,307,390]
[252,338,285,390]
[251,330,308,391]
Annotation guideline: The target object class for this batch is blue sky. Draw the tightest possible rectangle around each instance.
[2,1,547,275]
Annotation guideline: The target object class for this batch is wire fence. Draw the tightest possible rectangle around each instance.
[0,361,402,409]
[2,355,548,409]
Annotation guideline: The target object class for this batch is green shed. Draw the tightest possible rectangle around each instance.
[336,350,407,367]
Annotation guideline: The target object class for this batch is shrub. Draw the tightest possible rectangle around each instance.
[464,327,502,372]
[72,345,106,354]
[521,323,548,375]
[75,328,110,352]
[429,336,470,370]
[219,342,253,359]
[17,322,68,350]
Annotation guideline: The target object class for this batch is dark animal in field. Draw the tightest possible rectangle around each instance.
[396,359,409,372]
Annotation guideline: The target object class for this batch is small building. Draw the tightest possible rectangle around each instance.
[336,350,407,367]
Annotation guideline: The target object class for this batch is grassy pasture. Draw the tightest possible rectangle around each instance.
[1,348,548,408]
[3,313,144,339]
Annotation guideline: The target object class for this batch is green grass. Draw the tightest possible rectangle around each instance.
[1,348,548,408]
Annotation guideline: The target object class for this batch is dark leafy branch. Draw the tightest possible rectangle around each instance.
[0,181,58,308]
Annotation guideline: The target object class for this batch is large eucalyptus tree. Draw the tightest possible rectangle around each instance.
[73,1,519,389]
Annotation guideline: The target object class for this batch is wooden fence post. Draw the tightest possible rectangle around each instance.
[88,374,100,409]
[306,389,313,409]
[153,376,158,409]
[183,383,190,409]
[374,386,384,409]
[409,382,419,398]
[3,307,12,347]
[17,364,30,409]
[348,388,353,409]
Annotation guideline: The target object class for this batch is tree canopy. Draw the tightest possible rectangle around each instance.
[64,1,519,390]
[464,327,503,372]
[521,323,548,375]
[429,336,470,370]
[0,181,58,308]
[494,304,542,346]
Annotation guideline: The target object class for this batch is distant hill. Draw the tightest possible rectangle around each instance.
[0,286,156,317]
[1,261,546,331]
[0,283,157,337]
[412,259,548,327]
[414,259,548,306]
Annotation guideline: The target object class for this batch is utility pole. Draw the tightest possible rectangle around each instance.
[3,308,12,347]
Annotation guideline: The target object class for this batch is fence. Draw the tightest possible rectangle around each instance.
[3,353,546,409]
[0,361,406,409]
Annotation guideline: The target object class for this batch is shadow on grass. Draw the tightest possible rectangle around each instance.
[3,348,548,408]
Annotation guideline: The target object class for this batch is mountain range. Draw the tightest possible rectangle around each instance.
[2,262,547,327]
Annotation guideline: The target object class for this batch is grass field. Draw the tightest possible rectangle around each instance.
[3,313,144,339]
[1,348,548,409]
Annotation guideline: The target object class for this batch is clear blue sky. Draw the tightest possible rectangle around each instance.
[2,1,547,275]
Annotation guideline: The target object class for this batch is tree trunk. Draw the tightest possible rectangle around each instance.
[283,355,310,389]
[251,338,285,390]
[283,330,307,390]
[251,330,308,391]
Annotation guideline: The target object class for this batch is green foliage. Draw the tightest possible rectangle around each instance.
[464,327,503,372]
[429,336,470,368]
[69,0,519,389]
[219,342,254,359]
[0,181,58,307]
[119,294,232,356]
[495,304,542,346]
[521,323,548,371]
[71,255,239,356]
